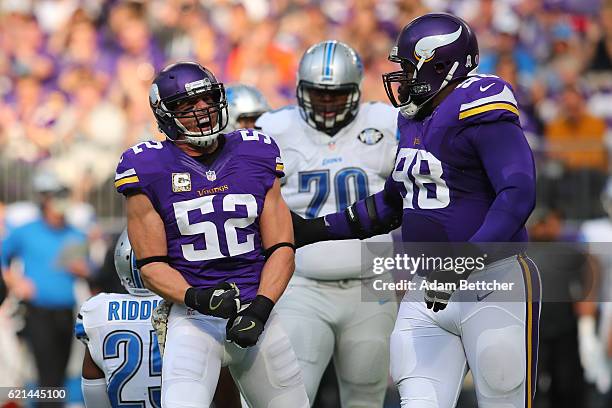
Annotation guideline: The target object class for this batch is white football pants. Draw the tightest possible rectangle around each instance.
[161,304,309,408]
[390,255,541,408]
[276,275,398,407]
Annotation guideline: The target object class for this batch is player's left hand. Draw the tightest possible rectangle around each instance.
[226,314,265,348]
[424,269,463,312]
[226,295,274,348]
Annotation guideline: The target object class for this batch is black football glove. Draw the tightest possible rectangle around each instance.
[226,295,274,348]
[424,269,464,313]
[184,282,240,319]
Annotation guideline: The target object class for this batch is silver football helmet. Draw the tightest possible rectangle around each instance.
[297,40,363,135]
[226,84,270,131]
[114,229,153,296]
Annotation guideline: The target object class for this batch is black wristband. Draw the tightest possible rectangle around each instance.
[243,295,274,324]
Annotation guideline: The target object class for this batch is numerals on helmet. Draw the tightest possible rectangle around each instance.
[392,148,450,209]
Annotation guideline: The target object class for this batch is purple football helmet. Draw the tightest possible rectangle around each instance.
[149,62,229,147]
[382,13,478,118]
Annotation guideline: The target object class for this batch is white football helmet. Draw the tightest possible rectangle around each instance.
[297,40,363,135]
[114,229,153,296]
[226,84,270,131]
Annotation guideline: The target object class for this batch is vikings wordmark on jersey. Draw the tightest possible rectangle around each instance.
[115,129,284,302]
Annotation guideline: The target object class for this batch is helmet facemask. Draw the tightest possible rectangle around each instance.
[152,83,229,147]
[383,55,461,118]
[382,13,480,119]
[297,81,360,136]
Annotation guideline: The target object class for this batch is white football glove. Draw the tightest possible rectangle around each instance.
[578,316,611,393]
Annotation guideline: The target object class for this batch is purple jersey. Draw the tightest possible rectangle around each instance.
[388,74,535,242]
[115,130,284,302]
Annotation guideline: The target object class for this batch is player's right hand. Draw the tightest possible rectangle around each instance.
[424,269,462,312]
[184,282,240,319]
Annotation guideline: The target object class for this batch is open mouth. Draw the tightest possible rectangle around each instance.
[197,118,212,130]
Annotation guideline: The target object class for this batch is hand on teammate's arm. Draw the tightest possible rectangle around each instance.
[292,186,402,248]
[226,179,293,348]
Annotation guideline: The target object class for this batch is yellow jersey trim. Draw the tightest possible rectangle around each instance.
[459,102,519,120]
[114,176,140,188]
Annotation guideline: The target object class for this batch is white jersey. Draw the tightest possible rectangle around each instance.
[580,218,612,376]
[581,218,612,305]
[75,293,163,408]
[257,102,398,279]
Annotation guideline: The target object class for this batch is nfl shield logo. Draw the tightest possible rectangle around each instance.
[206,170,217,181]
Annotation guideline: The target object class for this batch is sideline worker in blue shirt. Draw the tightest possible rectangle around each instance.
[1,175,89,407]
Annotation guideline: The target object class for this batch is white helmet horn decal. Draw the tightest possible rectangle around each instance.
[414,26,462,62]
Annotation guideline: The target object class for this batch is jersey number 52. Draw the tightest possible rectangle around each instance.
[173,194,257,261]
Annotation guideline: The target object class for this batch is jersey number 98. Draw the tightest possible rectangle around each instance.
[392,148,450,209]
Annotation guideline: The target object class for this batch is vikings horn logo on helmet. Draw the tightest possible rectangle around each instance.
[414,26,462,62]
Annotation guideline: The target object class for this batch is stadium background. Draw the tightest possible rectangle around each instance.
[0,0,611,407]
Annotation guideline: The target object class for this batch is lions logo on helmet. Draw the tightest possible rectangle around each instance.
[114,229,153,296]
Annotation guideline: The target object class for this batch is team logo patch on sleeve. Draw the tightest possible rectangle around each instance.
[172,173,192,192]
[358,128,384,145]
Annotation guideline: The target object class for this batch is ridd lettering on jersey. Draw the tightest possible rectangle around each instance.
[108,299,161,321]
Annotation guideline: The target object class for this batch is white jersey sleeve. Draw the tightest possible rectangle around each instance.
[256,106,305,181]
[258,102,399,279]
[76,293,163,408]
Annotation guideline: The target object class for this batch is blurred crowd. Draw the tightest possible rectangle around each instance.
[0,0,611,217]
[0,0,612,407]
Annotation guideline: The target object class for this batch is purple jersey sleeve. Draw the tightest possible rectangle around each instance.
[234,129,285,193]
[115,141,168,206]
[466,121,535,242]
[456,76,521,127]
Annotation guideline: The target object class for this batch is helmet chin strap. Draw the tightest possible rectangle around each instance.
[439,61,459,90]
[401,60,460,119]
